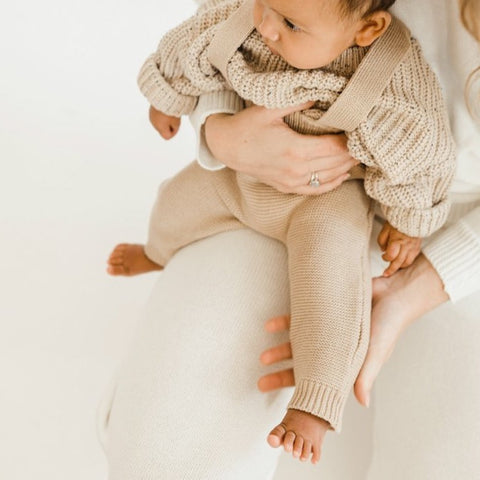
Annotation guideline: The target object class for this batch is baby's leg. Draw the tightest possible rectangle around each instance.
[107,162,243,276]
[268,180,374,463]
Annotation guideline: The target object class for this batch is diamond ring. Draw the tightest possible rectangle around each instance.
[309,171,320,187]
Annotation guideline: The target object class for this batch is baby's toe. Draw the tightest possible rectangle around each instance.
[107,264,127,276]
[267,423,286,448]
[108,253,125,265]
[311,444,322,464]
[300,440,312,462]
[283,430,296,453]
[108,245,127,260]
[292,435,304,458]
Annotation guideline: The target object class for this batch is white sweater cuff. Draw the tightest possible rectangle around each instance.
[189,91,244,171]
[423,207,480,303]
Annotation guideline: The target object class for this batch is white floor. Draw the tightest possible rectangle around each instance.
[0,1,340,478]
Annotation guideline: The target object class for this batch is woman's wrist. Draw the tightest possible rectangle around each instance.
[204,113,235,168]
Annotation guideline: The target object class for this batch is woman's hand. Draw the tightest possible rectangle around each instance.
[258,315,295,392]
[258,255,449,406]
[204,102,359,195]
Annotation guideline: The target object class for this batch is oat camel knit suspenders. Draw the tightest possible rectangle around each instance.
[207,0,412,133]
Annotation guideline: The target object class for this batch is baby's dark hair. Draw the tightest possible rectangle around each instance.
[340,0,397,18]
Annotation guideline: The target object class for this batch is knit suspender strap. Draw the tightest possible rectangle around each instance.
[206,0,255,81]
[207,2,412,132]
[318,17,411,131]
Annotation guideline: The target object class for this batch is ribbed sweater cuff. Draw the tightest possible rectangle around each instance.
[423,207,480,303]
[383,200,451,237]
[137,54,197,116]
[189,91,244,171]
[287,379,347,432]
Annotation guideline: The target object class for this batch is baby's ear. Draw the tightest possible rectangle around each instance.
[355,11,392,47]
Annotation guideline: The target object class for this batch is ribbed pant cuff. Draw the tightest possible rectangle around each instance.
[287,379,347,432]
[144,243,166,267]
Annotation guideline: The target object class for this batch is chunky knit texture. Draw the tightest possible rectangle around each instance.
[138,0,456,237]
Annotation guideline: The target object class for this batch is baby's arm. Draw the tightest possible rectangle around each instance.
[137,0,241,118]
[377,222,422,276]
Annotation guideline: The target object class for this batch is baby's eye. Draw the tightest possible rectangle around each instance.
[284,18,301,32]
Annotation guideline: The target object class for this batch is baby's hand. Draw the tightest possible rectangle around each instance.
[149,106,181,140]
[377,222,422,277]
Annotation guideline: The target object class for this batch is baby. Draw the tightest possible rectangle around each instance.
[107,0,455,464]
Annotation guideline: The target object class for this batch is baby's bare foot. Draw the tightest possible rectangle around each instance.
[267,408,329,464]
[106,243,162,276]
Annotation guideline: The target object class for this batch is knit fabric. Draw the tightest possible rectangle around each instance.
[145,162,373,432]
[138,0,456,237]
[423,202,480,302]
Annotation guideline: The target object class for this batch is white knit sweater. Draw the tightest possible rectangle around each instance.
[391,0,480,303]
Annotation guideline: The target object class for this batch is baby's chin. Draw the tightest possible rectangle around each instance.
[265,43,327,70]
[277,52,327,70]
[285,58,326,70]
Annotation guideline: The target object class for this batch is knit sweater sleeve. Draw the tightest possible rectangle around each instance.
[423,206,480,302]
[137,0,241,116]
[346,40,456,238]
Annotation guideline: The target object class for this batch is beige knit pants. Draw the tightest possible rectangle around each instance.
[144,162,374,430]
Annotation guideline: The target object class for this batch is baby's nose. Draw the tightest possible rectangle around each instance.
[257,10,280,41]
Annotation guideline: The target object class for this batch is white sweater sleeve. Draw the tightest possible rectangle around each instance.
[189,90,244,170]
[423,207,480,302]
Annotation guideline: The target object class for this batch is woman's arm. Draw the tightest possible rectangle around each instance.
[423,206,480,302]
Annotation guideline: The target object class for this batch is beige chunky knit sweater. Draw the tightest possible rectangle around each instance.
[138,0,456,237]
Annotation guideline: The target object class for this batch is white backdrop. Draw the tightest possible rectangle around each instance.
[1,0,197,478]
[0,0,349,478]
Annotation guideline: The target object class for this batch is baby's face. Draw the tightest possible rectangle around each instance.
[253,0,363,69]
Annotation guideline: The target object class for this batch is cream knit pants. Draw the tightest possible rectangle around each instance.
[143,161,374,430]
[98,226,480,480]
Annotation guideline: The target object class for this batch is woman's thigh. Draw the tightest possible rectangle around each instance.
[100,227,378,480]
[102,229,294,480]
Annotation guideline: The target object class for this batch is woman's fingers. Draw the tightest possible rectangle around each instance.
[260,342,292,365]
[307,155,359,180]
[265,101,316,121]
[258,316,294,392]
[264,315,291,332]
[257,369,295,392]
[291,172,351,196]
[297,132,349,162]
